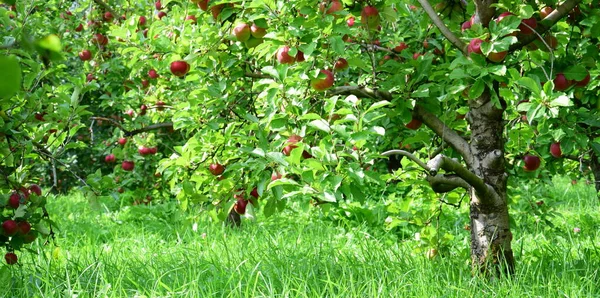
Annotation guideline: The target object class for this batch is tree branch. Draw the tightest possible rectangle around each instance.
[509,0,582,51]
[125,122,174,137]
[91,117,128,134]
[382,149,430,171]
[244,72,272,79]
[427,174,471,193]
[414,104,472,168]
[416,0,467,54]
[329,85,393,101]
[427,154,497,202]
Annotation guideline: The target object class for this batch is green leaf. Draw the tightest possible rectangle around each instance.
[550,95,571,107]
[365,100,390,113]
[469,79,485,99]
[308,119,331,133]
[0,55,22,99]
[563,65,588,81]
[517,77,541,96]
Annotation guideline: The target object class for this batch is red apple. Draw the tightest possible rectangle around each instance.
[233,23,251,42]
[17,221,31,234]
[8,192,20,208]
[251,187,259,198]
[34,113,45,121]
[320,0,343,14]
[105,153,116,162]
[250,23,267,38]
[75,23,83,32]
[311,69,334,91]
[2,220,18,236]
[412,53,422,60]
[157,11,167,19]
[139,16,147,26]
[118,138,127,146]
[155,1,162,10]
[197,0,209,11]
[79,50,92,61]
[468,38,483,55]
[334,58,349,71]
[156,101,166,111]
[283,144,297,156]
[519,17,537,35]
[103,12,113,22]
[234,195,248,214]
[540,6,553,19]
[271,172,283,181]
[361,5,380,30]
[186,15,197,24]
[461,20,472,31]
[487,51,507,62]
[347,16,355,27]
[553,73,571,91]
[122,160,135,171]
[575,72,590,87]
[170,60,190,77]
[405,118,422,130]
[4,252,17,265]
[148,69,159,79]
[276,46,295,64]
[393,42,408,53]
[29,184,42,196]
[92,33,108,46]
[496,12,514,23]
[550,142,562,158]
[523,154,541,171]
[209,163,225,175]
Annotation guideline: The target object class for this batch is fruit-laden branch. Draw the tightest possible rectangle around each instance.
[416,0,467,55]
[329,85,393,101]
[427,154,498,201]
[93,0,118,20]
[510,0,582,51]
[413,104,472,168]
[90,116,173,137]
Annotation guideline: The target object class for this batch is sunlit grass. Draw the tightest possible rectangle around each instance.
[1,179,598,297]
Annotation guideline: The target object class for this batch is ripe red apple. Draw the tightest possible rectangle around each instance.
[282,144,297,156]
[276,46,295,64]
[347,16,355,27]
[550,142,562,158]
[540,6,553,19]
[18,221,31,234]
[122,160,135,171]
[170,60,190,77]
[4,252,17,265]
[405,118,422,130]
[467,38,483,55]
[519,17,537,35]
[79,50,92,61]
[496,12,514,23]
[75,23,83,32]
[2,220,18,236]
[334,58,349,71]
[251,187,259,198]
[209,163,225,175]
[412,53,422,60]
[118,138,127,146]
[393,42,408,53]
[234,195,248,214]
[233,23,251,42]
[34,113,45,121]
[271,172,283,181]
[186,15,197,24]
[523,154,541,171]
[139,16,147,26]
[157,11,167,20]
[92,33,108,46]
[250,23,266,38]
[553,73,571,91]
[148,69,159,79]
[320,0,343,14]
[211,4,224,20]
[575,72,590,87]
[461,20,472,31]
[105,153,116,162]
[197,0,209,11]
[155,1,162,10]
[487,51,507,62]
[311,69,334,91]
[8,192,20,208]
[361,5,380,30]
[29,184,42,196]
[103,12,113,22]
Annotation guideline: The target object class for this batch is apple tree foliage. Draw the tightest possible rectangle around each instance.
[1,0,599,274]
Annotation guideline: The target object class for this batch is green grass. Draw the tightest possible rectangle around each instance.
[1,179,598,297]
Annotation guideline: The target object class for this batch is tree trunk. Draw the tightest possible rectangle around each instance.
[467,90,515,275]
[590,151,600,196]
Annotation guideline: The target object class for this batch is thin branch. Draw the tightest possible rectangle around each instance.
[244,72,272,79]
[381,149,430,171]
[125,122,174,137]
[90,117,128,133]
[564,154,587,163]
[414,104,472,167]
[416,0,467,54]
[427,174,470,193]
[509,0,582,51]
[329,85,393,101]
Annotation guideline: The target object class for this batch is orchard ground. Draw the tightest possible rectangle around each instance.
[1,176,598,297]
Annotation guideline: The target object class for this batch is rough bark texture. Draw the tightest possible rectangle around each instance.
[467,90,514,275]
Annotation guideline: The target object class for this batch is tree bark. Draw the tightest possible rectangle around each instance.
[590,151,600,196]
[467,90,514,275]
